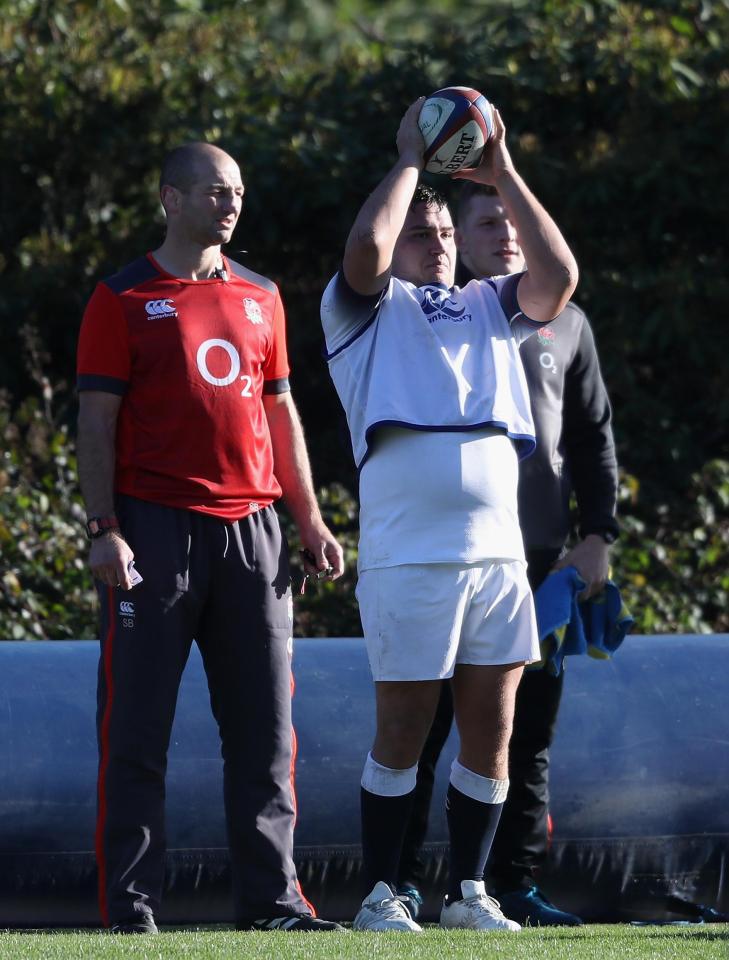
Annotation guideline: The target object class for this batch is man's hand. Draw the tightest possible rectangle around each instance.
[552,534,610,601]
[452,107,514,185]
[396,97,427,170]
[90,531,135,591]
[298,522,345,581]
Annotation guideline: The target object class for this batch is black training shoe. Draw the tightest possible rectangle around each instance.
[110,915,158,934]
[496,886,583,926]
[242,914,346,932]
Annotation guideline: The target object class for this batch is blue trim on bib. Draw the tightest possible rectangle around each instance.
[357,420,536,471]
[324,308,379,361]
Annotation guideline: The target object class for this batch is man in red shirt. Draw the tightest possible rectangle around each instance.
[77,142,344,933]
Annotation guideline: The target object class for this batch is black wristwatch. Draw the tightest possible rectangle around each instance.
[589,529,618,545]
[85,516,120,539]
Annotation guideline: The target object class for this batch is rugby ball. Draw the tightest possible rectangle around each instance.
[418,86,494,175]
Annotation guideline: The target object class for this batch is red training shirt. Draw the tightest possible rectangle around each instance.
[77,253,290,521]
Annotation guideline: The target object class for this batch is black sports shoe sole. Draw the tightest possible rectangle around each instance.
[110,920,158,934]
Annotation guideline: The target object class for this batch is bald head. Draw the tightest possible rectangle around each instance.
[159,142,237,196]
[157,142,244,250]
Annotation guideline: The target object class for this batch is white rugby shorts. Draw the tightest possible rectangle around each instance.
[356,560,539,681]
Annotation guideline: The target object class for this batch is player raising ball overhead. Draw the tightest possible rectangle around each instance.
[320,95,578,932]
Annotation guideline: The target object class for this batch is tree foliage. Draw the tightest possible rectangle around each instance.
[1,0,728,639]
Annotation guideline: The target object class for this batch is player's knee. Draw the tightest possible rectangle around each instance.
[375,682,440,754]
[373,714,429,767]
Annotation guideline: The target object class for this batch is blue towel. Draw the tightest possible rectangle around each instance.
[529,566,634,676]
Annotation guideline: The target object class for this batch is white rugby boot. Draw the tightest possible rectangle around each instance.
[440,879,522,931]
[353,881,423,932]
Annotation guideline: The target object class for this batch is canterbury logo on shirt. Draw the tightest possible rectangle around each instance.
[417,287,471,325]
[145,298,177,317]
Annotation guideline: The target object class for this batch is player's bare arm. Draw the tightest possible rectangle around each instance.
[263,392,344,579]
[343,97,426,296]
[454,108,578,322]
[77,392,135,590]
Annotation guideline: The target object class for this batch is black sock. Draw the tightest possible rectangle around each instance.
[446,782,503,902]
[361,786,416,894]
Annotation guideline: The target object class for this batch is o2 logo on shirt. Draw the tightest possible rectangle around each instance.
[196,338,252,397]
[539,352,557,374]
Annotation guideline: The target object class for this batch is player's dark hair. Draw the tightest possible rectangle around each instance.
[159,143,208,195]
[456,182,498,224]
[411,183,448,212]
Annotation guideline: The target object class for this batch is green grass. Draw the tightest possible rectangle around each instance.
[0,926,727,960]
